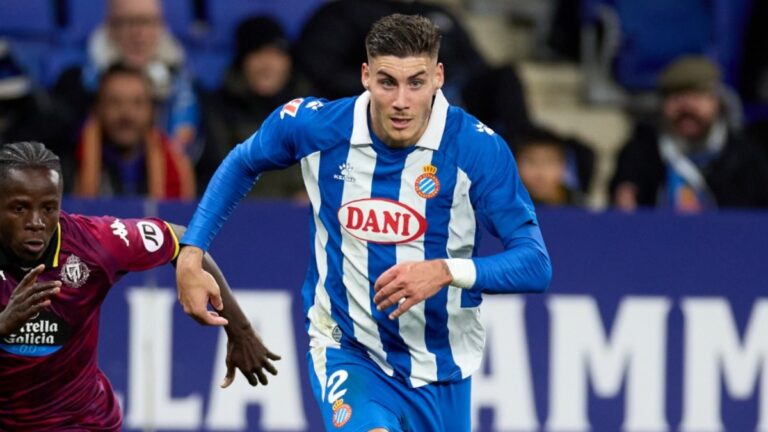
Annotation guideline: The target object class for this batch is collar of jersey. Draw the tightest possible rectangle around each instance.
[350,89,449,150]
[0,223,62,271]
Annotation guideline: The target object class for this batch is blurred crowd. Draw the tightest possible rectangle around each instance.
[1,0,767,212]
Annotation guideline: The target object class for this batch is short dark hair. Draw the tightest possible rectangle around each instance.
[97,63,153,101]
[0,141,62,185]
[515,127,567,158]
[365,14,441,60]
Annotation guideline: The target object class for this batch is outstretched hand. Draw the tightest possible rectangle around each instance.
[373,260,453,320]
[0,265,61,336]
[176,246,228,326]
[222,327,281,388]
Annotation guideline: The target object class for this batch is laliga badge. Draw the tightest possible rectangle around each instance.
[415,164,440,199]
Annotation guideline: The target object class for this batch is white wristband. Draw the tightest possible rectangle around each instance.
[444,258,476,289]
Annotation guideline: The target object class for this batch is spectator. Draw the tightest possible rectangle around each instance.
[515,127,588,206]
[611,56,768,212]
[73,64,195,199]
[0,40,65,150]
[294,0,532,146]
[200,16,309,199]
[53,0,201,161]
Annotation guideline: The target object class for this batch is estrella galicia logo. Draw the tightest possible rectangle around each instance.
[0,310,71,357]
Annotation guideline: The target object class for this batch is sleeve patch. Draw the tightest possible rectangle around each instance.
[280,98,305,119]
[137,221,164,252]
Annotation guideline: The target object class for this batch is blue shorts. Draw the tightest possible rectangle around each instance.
[307,346,471,431]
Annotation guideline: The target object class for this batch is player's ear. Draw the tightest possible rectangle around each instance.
[361,62,371,90]
[434,62,445,89]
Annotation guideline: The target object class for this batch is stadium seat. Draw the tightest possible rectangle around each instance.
[0,0,57,38]
[161,0,198,42]
[613,0,710,91]
[60,0,196,44]
[60,0,106,43]
[185,48,231,91]
[581,0,754,104]
[204,0,323,47]
[43,46,87,87]
[4,40,51,87]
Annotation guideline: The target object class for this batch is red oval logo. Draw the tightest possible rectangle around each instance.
[337,198,427,244]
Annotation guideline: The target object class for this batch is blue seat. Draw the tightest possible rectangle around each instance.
[60,0,106,43]
[61,0,195,44]
[0,0,57,38]
[44,46,87,87]
[205,0,323,47]
[161,0,197,42]
[3,40,51,87]
[613,0,711,91]
[186,47,231,90]
[581,0,736,94]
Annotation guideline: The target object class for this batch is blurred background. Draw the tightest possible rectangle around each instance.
[1,0,766,210]
[2,1,767,431]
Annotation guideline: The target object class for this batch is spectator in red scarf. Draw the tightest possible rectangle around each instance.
[73,64,194,199]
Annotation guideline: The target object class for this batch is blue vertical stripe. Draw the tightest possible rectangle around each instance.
[423,155,462,381]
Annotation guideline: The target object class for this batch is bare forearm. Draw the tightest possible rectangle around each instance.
[201,254,252,337]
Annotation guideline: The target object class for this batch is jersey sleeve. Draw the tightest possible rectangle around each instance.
[182,97,315,250]
[87,216,180,277]
[464,128,552,294]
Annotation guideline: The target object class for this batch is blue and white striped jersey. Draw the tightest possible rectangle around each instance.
[183,90,551,388]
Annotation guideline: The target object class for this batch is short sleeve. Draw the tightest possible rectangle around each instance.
[86,216,179,273]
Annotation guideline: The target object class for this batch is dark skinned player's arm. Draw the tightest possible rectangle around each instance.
[169,223,280,386]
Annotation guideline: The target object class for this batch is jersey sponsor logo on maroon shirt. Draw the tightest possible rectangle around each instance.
[338,198,427,244]
[0,310,71,357]
[110,218,129,246]
[137,221,164,252]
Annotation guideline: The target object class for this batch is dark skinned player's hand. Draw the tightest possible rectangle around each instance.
[221,326,281,388]
[0,265,61,337]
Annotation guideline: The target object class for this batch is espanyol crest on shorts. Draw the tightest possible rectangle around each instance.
[414,164,440,199]
[331,399,352,428]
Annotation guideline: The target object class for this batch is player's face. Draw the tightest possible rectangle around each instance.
[362,54,444,148]
[0,168,62,266]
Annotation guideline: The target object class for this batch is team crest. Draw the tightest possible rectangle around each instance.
[60,254,90,288]
[331,399,352,428]
[414,165,440,199]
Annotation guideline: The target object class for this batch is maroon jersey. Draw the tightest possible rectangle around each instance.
[0,212,179,431]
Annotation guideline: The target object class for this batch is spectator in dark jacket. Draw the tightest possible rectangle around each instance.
[200,16,310,199]
[611,56,768,212]
[0,40,66,153]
